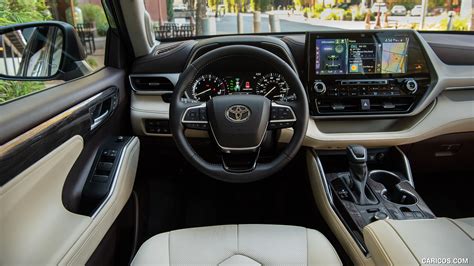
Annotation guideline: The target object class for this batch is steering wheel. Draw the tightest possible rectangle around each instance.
[170,45,309,183]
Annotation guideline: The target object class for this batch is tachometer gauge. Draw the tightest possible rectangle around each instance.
[256,73,289,101]
[191,74,226,101]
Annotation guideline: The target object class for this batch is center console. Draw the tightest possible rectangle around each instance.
[306,30,436,116]
[313,145,435,254]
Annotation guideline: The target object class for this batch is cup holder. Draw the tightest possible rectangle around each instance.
[369,170,417,205]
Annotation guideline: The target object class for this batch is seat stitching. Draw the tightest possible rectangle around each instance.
[237,224,240,256]
[167,232,171,264]
[447,218,473,240]
[305,228,309,266]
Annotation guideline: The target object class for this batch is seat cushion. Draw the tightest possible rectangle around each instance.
[132,224,342,265]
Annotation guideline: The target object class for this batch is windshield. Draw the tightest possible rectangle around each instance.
[145,0,473,40]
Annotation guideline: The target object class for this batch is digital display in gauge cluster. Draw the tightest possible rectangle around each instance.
[188,72,295,102]
[223,72,260,95]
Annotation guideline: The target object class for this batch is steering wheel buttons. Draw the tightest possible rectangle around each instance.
[269,103,296,130]
[268,121,294,129]
[184,109,199,121]
[199,108,208,121]
[186,123,209,130]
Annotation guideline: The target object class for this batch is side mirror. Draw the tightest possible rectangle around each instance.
[0,21,91,81]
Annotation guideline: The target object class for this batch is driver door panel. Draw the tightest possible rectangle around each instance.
[0,68,139,264]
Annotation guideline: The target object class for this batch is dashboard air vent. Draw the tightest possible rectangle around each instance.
[130,75,175,94]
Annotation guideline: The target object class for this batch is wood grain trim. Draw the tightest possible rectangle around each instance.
[0,93,102,158]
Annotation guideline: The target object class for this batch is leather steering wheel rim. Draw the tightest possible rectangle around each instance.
[170,45,309,183]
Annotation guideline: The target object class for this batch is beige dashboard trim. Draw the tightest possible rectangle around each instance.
[0,93,101,157]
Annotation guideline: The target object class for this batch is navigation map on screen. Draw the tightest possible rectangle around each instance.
[381,40,409,74]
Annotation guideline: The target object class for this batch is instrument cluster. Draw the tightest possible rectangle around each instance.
[185,72,296,102]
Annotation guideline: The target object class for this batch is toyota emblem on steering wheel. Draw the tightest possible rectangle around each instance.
[225,105,251,123]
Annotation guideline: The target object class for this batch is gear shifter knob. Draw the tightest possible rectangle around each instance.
[347,144,367,164]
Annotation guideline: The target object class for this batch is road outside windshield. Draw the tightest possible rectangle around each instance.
[146,0,473,39]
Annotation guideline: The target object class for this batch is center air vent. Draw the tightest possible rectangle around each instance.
[129,75,177,95]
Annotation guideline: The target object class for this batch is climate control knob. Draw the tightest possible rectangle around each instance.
[313,81,327,94]
[404,79,418,94]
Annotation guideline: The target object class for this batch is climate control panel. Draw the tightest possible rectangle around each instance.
[309,77,431,116]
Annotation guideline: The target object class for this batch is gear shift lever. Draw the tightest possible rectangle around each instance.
[346,145,377,205]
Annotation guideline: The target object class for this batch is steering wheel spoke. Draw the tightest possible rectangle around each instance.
[221,148,260,173]
[268,102,296,130]
[181,102,209,130]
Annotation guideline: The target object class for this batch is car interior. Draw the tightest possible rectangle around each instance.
[0,0,473,265]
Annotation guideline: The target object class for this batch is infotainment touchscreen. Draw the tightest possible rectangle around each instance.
[315,36,409,75]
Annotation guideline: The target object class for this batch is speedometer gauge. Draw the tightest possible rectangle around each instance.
[191,74,226,101]
[256,73,289,101]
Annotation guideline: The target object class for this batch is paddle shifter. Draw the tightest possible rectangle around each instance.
[346,145,377,205]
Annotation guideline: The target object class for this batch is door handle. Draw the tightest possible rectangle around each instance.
[91,109,110,130]
[89,89,118,131]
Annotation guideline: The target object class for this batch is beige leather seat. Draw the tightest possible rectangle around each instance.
[132,224,342,265]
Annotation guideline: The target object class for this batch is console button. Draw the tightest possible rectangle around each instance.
[383,102,396,109]
[361,99,370,110]
[359,87,368,96]
[328,89,339,97]
[367,208,380,213]
[413,211,424,218]
[331,103,345,111]
[339,87,348,96]
[389,209,402,219]
[92,174,109,183]
[97,162,114,172]
[372,211,388,221]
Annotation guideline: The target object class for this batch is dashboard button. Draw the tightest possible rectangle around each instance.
[361,99,370,110]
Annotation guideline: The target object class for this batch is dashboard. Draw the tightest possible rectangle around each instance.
[129,30,474,148]
[185,72,296,102]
